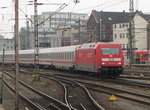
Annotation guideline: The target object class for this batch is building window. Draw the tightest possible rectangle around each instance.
[126,44,128,48]
[122,33,125,38]
[114,34,117,39]
[114,24,116,29]
[126,23,128,28]
[126,33,129,38]
[120,33,122,38]
[120,24,122,28]
[122,44,125,49]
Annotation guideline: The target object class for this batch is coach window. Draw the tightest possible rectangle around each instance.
[69,53,71,59]
[70,52,71,59]
[53,53,55,59]
[70,52,72,59]
[66,53,68,59]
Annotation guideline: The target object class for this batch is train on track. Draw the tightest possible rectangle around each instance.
[0,42,124,78]
[123,50,150,65]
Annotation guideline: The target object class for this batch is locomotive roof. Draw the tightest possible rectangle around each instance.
[77,42,120,49]
[77,42,97,49]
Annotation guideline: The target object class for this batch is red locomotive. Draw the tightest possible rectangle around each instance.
[0,42,124,78]
[76,43,124,77]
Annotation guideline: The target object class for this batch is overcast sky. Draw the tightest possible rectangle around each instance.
[0,0,150,38]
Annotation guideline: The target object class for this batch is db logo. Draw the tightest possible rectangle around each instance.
[109,58,114,61]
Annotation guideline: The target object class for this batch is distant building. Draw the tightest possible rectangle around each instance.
[31,12,89,29]
[19,27,60,50]
[19,11,89,49]
[56,20,89,46]
[87,10,130,42]
[0,35,14,51]
[113,11,150,50]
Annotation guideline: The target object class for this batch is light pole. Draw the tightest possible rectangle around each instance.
[0,49,5,104]
[14,0,19,109]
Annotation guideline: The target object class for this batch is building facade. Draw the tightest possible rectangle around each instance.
[0,35,14,51]
[113,23,129,49]
[113,11,150,50]
[87,10,130,42]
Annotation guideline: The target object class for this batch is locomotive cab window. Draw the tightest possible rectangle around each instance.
[101,48,120,55]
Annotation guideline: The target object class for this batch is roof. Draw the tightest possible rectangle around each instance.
[135,11,150,21]
[144,14,150,21]
[96,10,130,24]
[91,10,150,24]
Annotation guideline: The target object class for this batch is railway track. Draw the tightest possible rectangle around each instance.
[3,71,71,110]
[20,69,150,107]
[120,75,150,80]
[3,70,105,110]
[124,69,150,76]
[45,71,150,88]
[38,74,105,110]
[49,75,150,105]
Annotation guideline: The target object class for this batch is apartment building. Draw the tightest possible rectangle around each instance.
[87,10,130,42]
[113,11,150,50]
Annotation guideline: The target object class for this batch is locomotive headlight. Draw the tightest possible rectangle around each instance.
[118,62,121,65]
[102,63,105,65]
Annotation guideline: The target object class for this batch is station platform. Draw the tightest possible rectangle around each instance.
[0,105,4,110]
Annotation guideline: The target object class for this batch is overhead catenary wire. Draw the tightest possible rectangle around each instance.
[75,0,128,12]
[37,3,68,26]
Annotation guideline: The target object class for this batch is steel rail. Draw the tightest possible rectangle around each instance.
[3,71,71,110]
[3,79,45,110]
[17,69,150,106]
[39,74,150,106]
